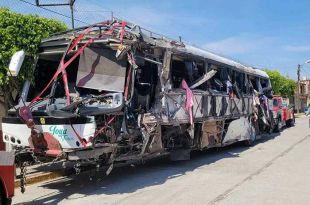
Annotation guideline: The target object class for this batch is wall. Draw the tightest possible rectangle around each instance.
[0,97,5,150]
[295,80,310,113]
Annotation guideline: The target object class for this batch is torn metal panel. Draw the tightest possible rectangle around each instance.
[76,47,127,92]
[190,69,217,89]
[222,117,255,144]
[147,124,163,153]
[201,120,223,148]
[164,91,186,121]
[162,50,172,83]
[140,113,163,154]
[67,145,116,160]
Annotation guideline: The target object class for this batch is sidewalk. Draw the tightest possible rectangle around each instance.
[14,160,104,189]
[295,113,305,118]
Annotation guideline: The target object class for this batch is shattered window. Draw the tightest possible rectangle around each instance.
[133,61,158,111]
[54,55,80,98]
[210,67,224,91]
[171,59,205,88]
[208,66,232,92]
[235,71,246,94]
[261,78,269,89]
[273,99,278,107]
[249,76,259,91]
[26,57,60,101]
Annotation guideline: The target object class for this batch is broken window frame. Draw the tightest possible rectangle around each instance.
[169,54,206,89]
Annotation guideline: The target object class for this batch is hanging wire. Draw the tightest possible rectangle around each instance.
[17,0,89,25]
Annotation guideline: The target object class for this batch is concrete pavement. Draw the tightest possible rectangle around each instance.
[13,116,310,205]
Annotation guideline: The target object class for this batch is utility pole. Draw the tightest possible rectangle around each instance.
[69,0,76,29]
[36,0,76,29]
[297,64,301,113]
[297,64,301,81]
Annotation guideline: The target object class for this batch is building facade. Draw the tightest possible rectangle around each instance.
[295,79,310,113]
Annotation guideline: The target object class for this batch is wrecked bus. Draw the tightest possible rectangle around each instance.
[2,19,273,181]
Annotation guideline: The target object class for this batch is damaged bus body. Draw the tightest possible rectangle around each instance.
[2,19,273,174]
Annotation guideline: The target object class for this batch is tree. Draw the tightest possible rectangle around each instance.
[264,69,296,97]
[0,8,67,110]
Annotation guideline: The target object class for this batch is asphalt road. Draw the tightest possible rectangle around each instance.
[13,116,310,205]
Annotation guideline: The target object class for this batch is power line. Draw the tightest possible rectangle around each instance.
[75,9,112,13]
[84,1,126,20]
[79,0,171,38]
[300,67,310,77]
[17,0,89,26]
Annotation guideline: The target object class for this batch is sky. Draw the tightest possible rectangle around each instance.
[1,0,310,79]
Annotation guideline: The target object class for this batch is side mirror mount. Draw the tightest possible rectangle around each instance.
[8,50,25,77]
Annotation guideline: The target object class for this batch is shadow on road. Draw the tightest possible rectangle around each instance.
[15,132,280,205]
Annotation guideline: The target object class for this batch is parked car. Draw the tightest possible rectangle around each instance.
[272,96,295,132]
[0,151,15,205]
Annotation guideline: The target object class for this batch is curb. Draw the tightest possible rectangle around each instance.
[14,163,103,189]
[14,168,75,188]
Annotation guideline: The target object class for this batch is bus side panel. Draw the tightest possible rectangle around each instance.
[201,120,223,148]
[193,94,203,119]
[222,116,253,145]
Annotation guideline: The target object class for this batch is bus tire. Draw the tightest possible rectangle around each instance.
[286,119,294,127]
[268,111,275,134]
[274,117,282,132]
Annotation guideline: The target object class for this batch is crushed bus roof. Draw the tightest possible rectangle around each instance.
[40,19,269,79]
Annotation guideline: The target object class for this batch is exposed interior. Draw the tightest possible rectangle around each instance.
[133,61,158,111]
[170,55,205,89]
[170,55,270,97]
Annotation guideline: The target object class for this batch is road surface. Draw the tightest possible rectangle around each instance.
[13,116,310,205]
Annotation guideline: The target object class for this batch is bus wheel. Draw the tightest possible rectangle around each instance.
[286,119,294,127]
[268,113,275,134]
[274,117,282,132]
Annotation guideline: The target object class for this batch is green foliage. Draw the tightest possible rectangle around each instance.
[264,69,296,97]
[0,7,67,87]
